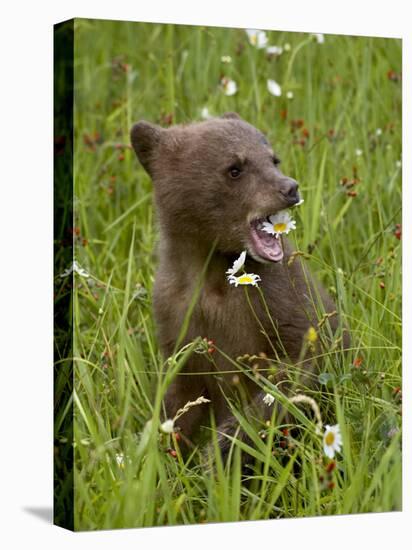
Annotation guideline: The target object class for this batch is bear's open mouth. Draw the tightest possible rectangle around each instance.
[249,217,284,262]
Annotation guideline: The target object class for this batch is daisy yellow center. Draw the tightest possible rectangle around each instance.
[325,432,335,446]
[238,275,253,284]
[251,35,257,45]
[274,222,287,232]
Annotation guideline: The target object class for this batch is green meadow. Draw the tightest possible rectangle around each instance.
[62,19,401,529]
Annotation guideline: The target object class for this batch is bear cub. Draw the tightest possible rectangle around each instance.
[131,113,345,456]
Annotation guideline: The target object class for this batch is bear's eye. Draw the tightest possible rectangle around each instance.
[273,156,281,166]
[229,165,242,179]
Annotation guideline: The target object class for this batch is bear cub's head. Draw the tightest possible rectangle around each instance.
[131,113,300,263]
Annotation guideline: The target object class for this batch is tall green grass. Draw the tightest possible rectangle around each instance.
[64,19,402,530]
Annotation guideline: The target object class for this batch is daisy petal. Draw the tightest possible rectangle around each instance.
[221,77,238,96]
[267,79,282,97]
[226,250,247,276]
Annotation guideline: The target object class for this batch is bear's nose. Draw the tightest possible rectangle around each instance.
[279,177,300,204]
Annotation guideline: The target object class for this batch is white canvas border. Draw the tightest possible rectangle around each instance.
[0,0,409,548]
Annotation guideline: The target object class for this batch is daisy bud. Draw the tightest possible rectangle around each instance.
[160,419,175,434]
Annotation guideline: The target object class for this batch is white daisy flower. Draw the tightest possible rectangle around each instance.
[245,29,268,49]
[355,148,363,157]
[221,77,238,96]
[312,33,325,44]
[115,453,125,468]
[221,55,232,63]
[261,210,296,237]
[60,260,90,278]
[375,128,382,136]
[323,424,342,458]
[267,79,282,97]
[286,91,294,99]
[228,273,261,287]
[226,250,247,277]
[160,419,175,434]
[200,106,212,119]
[266,45,283,56]
[263,393,275,406]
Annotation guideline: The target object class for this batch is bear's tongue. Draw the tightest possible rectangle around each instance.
[250,218,284,262]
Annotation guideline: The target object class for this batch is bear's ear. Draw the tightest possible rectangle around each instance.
[130,121,162,174]
[221,112,242,120]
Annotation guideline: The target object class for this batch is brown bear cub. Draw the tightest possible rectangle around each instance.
[131,113,345,457]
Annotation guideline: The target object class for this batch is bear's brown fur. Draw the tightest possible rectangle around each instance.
[131,113,347,455]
